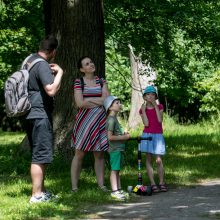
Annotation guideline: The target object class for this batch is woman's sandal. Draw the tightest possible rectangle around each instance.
[151,185,160,193]
[159,184,168,192]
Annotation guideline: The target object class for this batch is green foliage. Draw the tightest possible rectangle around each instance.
[0,0,43,88]
[104,0,220,122]
[198,70,220,114]
[105,39,132,117]
[0,0,43,129]
[1,118,220,218]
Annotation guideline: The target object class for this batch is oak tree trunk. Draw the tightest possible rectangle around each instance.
[43,0,105,159]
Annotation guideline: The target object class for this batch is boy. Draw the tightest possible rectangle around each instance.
[104,96,130,200]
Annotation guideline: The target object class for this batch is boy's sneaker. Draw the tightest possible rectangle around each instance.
[111,191,126,201]
[29,192,52,204]
[44,191,52,198]
[119,190,129,199]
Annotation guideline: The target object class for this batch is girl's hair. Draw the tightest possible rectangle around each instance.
[39,35,58,53]
[77,56,93,69]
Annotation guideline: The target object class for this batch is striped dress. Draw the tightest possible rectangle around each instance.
[71,76,109,152]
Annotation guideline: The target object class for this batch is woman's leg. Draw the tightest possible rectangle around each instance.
[156,155,164,185]
[93,151,105,187]
[146,153,155,185]
[71,149,86,190]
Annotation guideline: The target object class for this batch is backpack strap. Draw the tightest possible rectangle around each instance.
[21,54,45,71]
[80,77,85,92]
[21,54,33,69]
[99,78,103,88]
[27,58,45,71]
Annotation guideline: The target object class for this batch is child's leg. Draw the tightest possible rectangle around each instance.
[110,170,119,191]
[146,153,156,185]
[156,155,164,185]
[117,171,121,190]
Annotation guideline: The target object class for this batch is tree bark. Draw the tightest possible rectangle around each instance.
[128,45,157,129]
[127,45,143,129]
[44,0,105,158]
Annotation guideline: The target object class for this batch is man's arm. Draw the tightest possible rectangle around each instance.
[44,63,64,97]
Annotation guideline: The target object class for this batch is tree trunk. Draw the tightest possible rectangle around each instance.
[127,45,143,129]
[43,0,105,158]
[128,45,157,130]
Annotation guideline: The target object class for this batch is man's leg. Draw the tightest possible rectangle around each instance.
[31,163,45,197]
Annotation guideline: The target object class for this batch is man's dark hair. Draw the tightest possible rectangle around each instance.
[39,35,58,53]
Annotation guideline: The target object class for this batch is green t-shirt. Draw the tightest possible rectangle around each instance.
[106,115,125,152]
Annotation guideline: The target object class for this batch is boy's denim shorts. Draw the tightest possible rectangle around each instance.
[109,151,124,171]
[140,132,166,155]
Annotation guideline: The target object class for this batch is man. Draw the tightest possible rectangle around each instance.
[25,35,64,203]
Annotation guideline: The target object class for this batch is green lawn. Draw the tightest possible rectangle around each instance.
[0,117,220,219]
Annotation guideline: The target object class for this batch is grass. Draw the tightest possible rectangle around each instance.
[0,117,220,219]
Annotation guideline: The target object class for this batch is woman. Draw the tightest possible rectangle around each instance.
[71,56,110,192]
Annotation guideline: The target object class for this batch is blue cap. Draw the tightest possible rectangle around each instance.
[143,86,157,95]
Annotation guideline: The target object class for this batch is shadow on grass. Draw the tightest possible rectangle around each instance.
[1,131,220,219]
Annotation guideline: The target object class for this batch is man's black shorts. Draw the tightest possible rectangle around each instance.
[26,118,53,164]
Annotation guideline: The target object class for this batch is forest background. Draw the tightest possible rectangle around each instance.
[1,1,220,218]
[0,0,220,137]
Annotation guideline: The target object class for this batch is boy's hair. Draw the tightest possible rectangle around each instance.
[39,35,58,53]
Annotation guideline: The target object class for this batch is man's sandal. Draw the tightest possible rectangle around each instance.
[159,184,168,192]
[151,185,160,193]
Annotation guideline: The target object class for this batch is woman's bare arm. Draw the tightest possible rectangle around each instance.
[74,81,110,108]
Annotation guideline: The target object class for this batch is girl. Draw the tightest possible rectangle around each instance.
[139,85,168,193]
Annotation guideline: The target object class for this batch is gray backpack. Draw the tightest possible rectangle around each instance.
[4,54,44,117]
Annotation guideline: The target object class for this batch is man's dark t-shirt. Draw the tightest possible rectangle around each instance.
[26,53,54,120]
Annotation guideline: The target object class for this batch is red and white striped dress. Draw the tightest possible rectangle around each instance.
[71,76,109,152]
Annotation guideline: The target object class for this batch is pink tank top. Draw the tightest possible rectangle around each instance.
[139,104,163,134]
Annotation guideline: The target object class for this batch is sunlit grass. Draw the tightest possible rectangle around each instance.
[0,116,220,219]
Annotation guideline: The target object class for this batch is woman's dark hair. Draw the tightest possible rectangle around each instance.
[39,35,58,53]
[77,56,92,69]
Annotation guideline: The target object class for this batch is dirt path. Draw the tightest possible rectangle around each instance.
[85,179,220,219]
